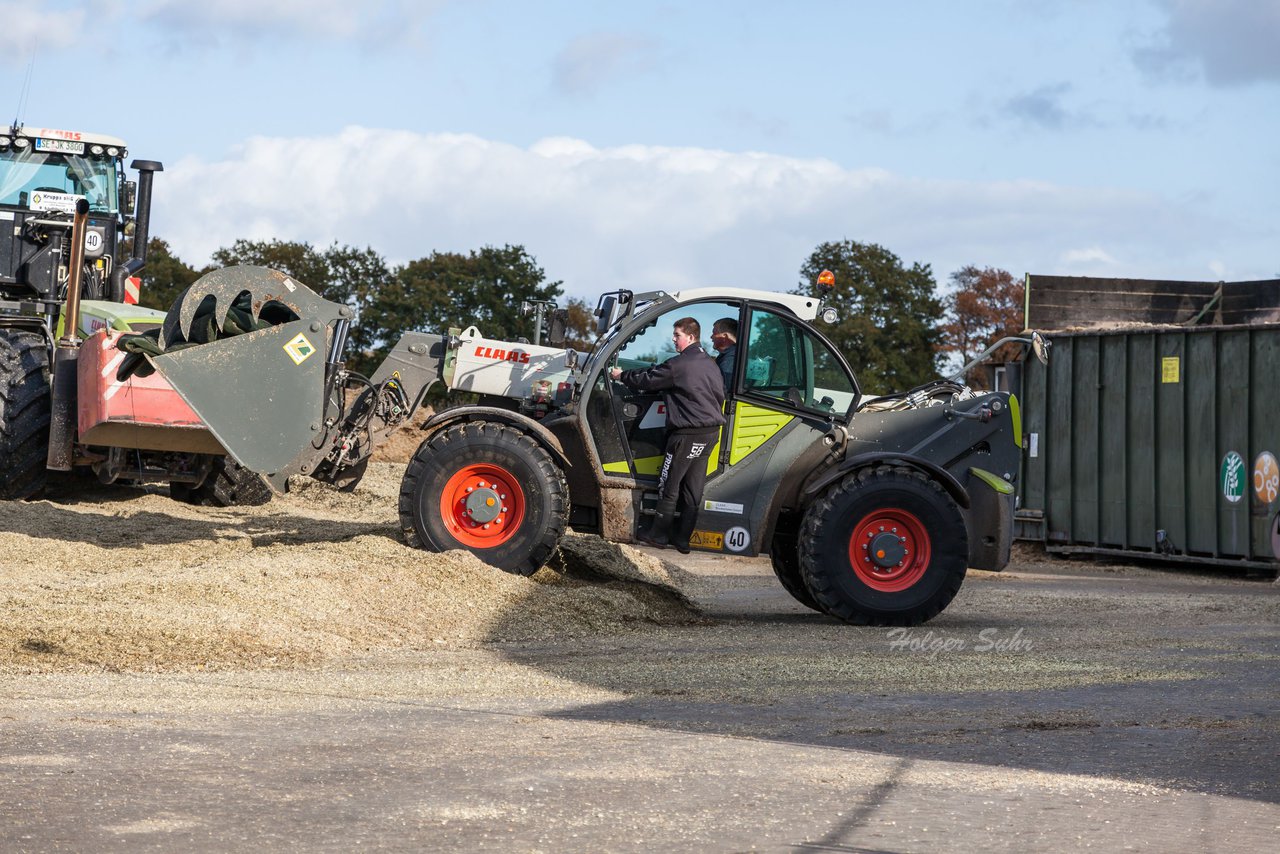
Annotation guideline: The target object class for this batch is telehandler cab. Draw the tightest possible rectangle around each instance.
[133,264,1045,626]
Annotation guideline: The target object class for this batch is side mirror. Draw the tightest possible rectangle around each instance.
[546,308,568,348]
[123,180,137,216]
[594,295,618,336]
[1031,331,1051,365]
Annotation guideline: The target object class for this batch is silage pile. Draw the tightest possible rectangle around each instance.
[0,462,704,675]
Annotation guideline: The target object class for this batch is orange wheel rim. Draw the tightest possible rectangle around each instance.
[439,464,526,549]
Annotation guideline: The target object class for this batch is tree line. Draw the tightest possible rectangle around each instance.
[139,237,1024,391]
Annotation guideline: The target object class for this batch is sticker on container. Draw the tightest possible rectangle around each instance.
[1254,452,1279,505]
[1221,451,1245,504]
[1028,432,1039,459]
[724,526,750,553]
[1161,356,1180,383]
[703,499,744,514]
[283,333,317,365]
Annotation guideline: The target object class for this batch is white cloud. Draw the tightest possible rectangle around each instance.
[154,126,1257,303]
[138,0,438,44]
[0,2,85,58]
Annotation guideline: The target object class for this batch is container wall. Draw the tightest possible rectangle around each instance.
[1017,324,1280,568]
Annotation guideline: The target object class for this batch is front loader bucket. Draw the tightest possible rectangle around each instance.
[147,266,353,491]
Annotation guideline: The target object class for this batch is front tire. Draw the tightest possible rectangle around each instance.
[399,421,568,575]
[769,529,823,612]
[799,466,967,626]
[0,329,52,500]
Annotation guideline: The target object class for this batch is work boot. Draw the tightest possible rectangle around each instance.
[638,499,676,548]
[671,507,698,554]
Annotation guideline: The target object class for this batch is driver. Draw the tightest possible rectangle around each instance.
[611,317,725,553]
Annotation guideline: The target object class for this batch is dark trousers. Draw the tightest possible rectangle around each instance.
[656,427,720,543]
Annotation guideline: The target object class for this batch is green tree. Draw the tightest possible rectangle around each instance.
[798,240,942,393]
[364,244,563,363]
[136,237,199,312]
[939,265,1025,373]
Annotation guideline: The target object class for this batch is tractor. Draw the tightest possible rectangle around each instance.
[128,264,1045,625]
[0,123,268,505]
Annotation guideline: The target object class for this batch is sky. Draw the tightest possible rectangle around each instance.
[3,0,1277,303]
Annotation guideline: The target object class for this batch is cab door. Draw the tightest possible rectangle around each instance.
[695,305,859,556]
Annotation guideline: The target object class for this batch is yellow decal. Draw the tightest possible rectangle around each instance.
[1161,356,1180,384]
[284,333,317,365]
[730,402,793,465]
[689,530,723,550]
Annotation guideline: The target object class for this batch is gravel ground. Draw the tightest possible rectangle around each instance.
[1,456,1278,851]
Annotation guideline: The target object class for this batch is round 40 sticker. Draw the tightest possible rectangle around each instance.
[1221,451,1245,504]
[724,526,751,553]
[1255,452,1279,505]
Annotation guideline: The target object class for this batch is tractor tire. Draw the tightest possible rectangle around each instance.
[171,457,273,507]
[399,420,568,576]
[799,466,967,626]
[769,530,823,612]
[0,329,52,500]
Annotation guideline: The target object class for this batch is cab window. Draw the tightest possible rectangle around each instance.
[741,308,857,417]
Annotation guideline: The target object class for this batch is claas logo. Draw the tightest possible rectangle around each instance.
[474,346,530,364]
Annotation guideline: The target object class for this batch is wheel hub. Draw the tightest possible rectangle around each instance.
[868,531,906,568]
[464,486,503,523]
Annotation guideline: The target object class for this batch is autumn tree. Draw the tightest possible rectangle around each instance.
[938,265,1025,373]
[798,240,943,393]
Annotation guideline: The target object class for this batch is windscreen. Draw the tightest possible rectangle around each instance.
[0,147,120,213]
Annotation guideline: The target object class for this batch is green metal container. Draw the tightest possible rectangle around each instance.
[1017,323,1280,570]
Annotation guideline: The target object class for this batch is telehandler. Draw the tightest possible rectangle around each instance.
[120,264,1045,626]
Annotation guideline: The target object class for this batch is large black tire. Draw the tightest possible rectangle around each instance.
[171,457,273,507]
[399,421,568,576]
[0,329,52,500]
[799,466,967,626]
[769,529,823,612]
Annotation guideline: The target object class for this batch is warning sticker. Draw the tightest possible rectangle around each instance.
[283,333,317,365]
[1221,451,1245,504]
[1254,452,1279,505]
[1161,357,1180,384]
[689,530,724,550]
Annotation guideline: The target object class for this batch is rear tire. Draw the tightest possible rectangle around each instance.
[399,421,568,576]
[769,530,823,612]
[171,457,272,507]
[799,466,967,626]
[0,329,52,500]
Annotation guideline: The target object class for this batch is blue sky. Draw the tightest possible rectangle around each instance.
[3,0,1276,302]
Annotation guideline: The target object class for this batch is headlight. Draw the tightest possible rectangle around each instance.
[106,146,120,157]
[12,137,30,149]
[90,144,105,156]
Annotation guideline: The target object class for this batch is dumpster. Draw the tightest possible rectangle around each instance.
[1017,322,1280,570]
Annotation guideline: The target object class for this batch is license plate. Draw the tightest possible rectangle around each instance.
[35,137,85,155]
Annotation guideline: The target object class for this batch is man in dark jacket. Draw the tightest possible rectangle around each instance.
[610,317,725,552]
[711,317,738,393]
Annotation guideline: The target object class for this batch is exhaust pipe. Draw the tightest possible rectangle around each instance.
[47,198,91,470]
[110,159,164,302]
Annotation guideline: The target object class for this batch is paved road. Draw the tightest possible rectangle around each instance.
[3,554,1277,852]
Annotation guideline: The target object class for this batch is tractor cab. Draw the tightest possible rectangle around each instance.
[579,286,860,556]
[1,125,161,310]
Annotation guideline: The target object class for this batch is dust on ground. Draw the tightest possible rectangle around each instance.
[0,457,703,676]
